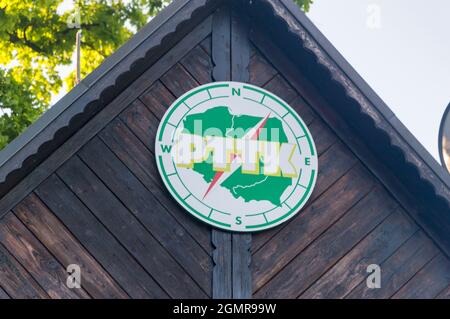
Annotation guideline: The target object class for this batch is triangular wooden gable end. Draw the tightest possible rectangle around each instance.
[0,0,449,299]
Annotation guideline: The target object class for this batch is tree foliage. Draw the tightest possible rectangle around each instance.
[0,0,311,150]
[294,0,314,12]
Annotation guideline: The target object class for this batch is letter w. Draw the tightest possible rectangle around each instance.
[161,144,173,153]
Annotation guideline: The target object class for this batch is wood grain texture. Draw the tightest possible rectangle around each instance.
[57,155,208,298]
[247,48,340,276]
[230,4,252,300]
[248,53,277,87]
[212,5,231,82]
[210,4,233,300]
[212,230,232,298]
[161,63,199,98]
[436,284,450,299]
[256,186,397,299]
[251,135,348,254]
[392,253,450,299]
[347,230,439,299]
[0,214,89,299]
[0,287,9,299]
[232,233,252,299]
[289,96,316,126]
[0,0,218,202]
[139,81,176,120]
[200,36,212,55]
[1,1,448,300]
[0,241,49,299]
[253,164,375,294]
[0,14,213,219]
[13,193,128,299]
[300,209,419,299]
[35,174,167,299]
[231,6,250,83]
[264,74,297,104]
[120,100,158,154]
[249,21,450,299]
[77,137,211,297]
[181,45,213,84]
[103,114,212,254]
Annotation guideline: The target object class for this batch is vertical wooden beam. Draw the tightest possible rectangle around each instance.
[230,4,252,299]
[211,4,232,299]
[211,2,252,299]
[232,233,252,298]
[212,231,232,298]
[231,5,250,83]
[212,5,231,82]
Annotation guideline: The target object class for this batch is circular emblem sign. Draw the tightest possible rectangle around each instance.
[156,82,318,232]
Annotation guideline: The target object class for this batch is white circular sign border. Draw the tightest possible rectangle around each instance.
[155,81,318,232]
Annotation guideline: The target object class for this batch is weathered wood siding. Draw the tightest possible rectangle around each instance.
[0,27,215,300]
[0,7,449,299]
[247,36,450,299]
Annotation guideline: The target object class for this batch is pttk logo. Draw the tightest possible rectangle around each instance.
[156,82,318,232]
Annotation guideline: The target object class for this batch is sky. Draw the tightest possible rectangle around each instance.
[52,0,450,161]
[306,0,450,161]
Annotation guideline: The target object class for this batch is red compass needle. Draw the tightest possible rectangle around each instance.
[202,113,271,199]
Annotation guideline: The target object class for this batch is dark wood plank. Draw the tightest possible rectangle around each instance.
[251,140,352,253]
[0,287,9,299]
[306,119,337,156]
[247,32,334,256]
[255,186,397,299]
[13,193,128,299]
[212,5,231,81]
[199,36,212,56]
[180,45,213,84]
[231,7,250,83]
[211,5,233,299]
[249,44,257,58]
[0,214,88,299]
[161,63,199,98]
[347,230,439,299]
[248,53,278,87]
[252,24,450,259]
[0,0,217,201]
[252,164,376,293]
[0,241,48,299]
[121,97,160,145]
[212,230,232,299]
[211,4,232,299]
[139,81,176,120]
[35,175,167,299]
[104,114,212,254]
[229,5,252,300]
[308,142,358,203]
[232,233,251,299]
[290,95,316,125]
[436,284,450,299]
[263,74,297,104]
[393,253,450,299]
[0,15,213,219]
[121,100,159,154]
[300,209,419,299]
[78,137,211,296]
[58,155,208,298]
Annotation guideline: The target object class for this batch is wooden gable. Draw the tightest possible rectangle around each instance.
[0,0,449,299]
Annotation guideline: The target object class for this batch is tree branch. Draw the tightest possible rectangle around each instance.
[8,32,47,54]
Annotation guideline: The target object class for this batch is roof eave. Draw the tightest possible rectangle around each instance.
[0,0,221,197]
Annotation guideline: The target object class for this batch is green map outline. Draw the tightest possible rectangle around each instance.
[156,82,318,231]
[183,106,293,206]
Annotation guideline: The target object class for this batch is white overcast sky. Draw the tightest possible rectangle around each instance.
[53,0,450,161]
[306,0,450,161]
